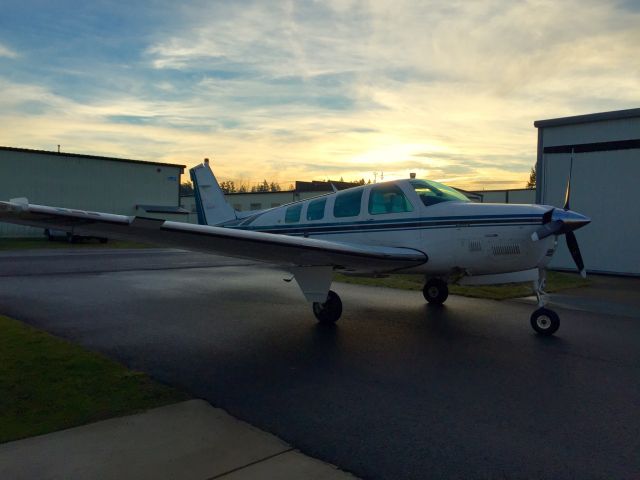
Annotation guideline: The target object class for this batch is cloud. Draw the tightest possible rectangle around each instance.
[0,43,17,58]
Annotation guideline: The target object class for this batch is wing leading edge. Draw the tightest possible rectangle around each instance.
[0,200,428,272]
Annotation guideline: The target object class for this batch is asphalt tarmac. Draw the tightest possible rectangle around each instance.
[1,248,639,479]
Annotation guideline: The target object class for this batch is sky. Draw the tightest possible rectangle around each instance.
[0,1,638,190]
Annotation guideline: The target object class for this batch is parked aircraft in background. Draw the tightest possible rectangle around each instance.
[0,160,589,336]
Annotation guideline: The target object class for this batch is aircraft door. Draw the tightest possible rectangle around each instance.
[330,188,367,243]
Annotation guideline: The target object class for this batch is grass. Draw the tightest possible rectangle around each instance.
[0,314,188,444]
[334,271,591,300]
[0,237,152,251]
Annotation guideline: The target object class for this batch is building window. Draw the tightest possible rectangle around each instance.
[233,204,242,211]
[285,204,302,223]
[306,198,326,221]
[271,203,281,208]
[333,189,363,218]
[250,203,262,210]
[368,184,414,214]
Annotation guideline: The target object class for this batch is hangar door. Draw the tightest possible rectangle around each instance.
[541,149,639,275]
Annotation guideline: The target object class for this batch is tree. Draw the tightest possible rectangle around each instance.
[180,181,194,195]
[526,165,537,189]
[251,180,271,193]
[269,181,281,192]
[220,181,236,193]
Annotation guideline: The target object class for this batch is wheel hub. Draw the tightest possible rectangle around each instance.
[536,315,550,329]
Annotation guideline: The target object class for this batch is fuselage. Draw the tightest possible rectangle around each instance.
[222,179,557,277]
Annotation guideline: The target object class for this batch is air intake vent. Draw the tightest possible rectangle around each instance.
[469,240,482,252]
[492,244,521,255]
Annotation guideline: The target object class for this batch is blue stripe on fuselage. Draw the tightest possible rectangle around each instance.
[226,214,543,236]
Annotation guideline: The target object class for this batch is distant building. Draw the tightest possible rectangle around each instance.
[0,146,187,237]
[471,188,535,204]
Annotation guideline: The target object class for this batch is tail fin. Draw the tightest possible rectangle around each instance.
[189,161,237,225]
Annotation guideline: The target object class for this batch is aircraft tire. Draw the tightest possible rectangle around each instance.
[530,307,560,336]
[423,278,449,305]
[313,290,342,324]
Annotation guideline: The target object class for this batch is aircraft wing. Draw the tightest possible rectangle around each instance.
[0,200,427,272]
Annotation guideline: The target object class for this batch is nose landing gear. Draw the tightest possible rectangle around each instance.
[531,269,560,336]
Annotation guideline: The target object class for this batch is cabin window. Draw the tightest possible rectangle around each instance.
[285,204,302,223]
[333,190,363,218]
[368,184,414,215]
[307,198,326,221]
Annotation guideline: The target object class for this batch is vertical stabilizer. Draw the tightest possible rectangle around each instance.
[189,161,237,225]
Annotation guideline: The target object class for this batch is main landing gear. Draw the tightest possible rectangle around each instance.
[313,290,343,324]
[423,278,449,305]
[530,270,560,336]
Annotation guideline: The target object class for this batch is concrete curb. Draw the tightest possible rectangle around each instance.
[0,400,356,480]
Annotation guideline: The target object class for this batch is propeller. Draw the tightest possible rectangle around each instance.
[531,148,590,277]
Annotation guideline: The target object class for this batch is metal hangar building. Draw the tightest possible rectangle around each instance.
[0,146,187,237]
[535,108,640,276]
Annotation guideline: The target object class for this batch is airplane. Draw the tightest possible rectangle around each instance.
[0,159,590,336]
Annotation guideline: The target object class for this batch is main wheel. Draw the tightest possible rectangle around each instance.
[530,307,560,336]
[423,278,449,305]
[313,290,342,324]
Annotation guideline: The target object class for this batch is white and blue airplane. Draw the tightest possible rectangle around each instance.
[0,160,589,336]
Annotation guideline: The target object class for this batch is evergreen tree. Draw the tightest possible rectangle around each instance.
[526,166,537,189]
[180,181,194,195]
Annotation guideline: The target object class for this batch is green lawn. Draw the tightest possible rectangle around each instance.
[0,315,187,444]
[0,237,152,251]
[334,271,590,300]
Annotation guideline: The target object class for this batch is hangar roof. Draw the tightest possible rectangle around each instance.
[534,107,640,128]
[0,146,186,172]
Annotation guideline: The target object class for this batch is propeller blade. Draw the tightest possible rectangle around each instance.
[563,148,574,210]
[563,177,571,211]
[565,231,586,278]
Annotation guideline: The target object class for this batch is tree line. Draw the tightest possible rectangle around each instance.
[180,180,291,195]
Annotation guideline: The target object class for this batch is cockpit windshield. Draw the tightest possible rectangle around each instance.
[410,179,470,207]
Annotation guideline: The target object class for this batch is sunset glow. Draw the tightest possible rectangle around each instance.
[0,1,638,190]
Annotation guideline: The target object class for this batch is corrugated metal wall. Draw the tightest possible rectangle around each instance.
[0,149,183,237]
[538,116,640,275]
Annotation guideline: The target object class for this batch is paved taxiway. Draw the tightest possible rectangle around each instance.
[1,248,639,479]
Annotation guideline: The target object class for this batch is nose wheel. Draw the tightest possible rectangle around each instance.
[530,307,560,336]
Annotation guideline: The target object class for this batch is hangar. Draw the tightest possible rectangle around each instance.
[0,146,187,238]
[535,107,640,276]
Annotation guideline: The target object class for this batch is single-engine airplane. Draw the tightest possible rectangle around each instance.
[0,160,590,336]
